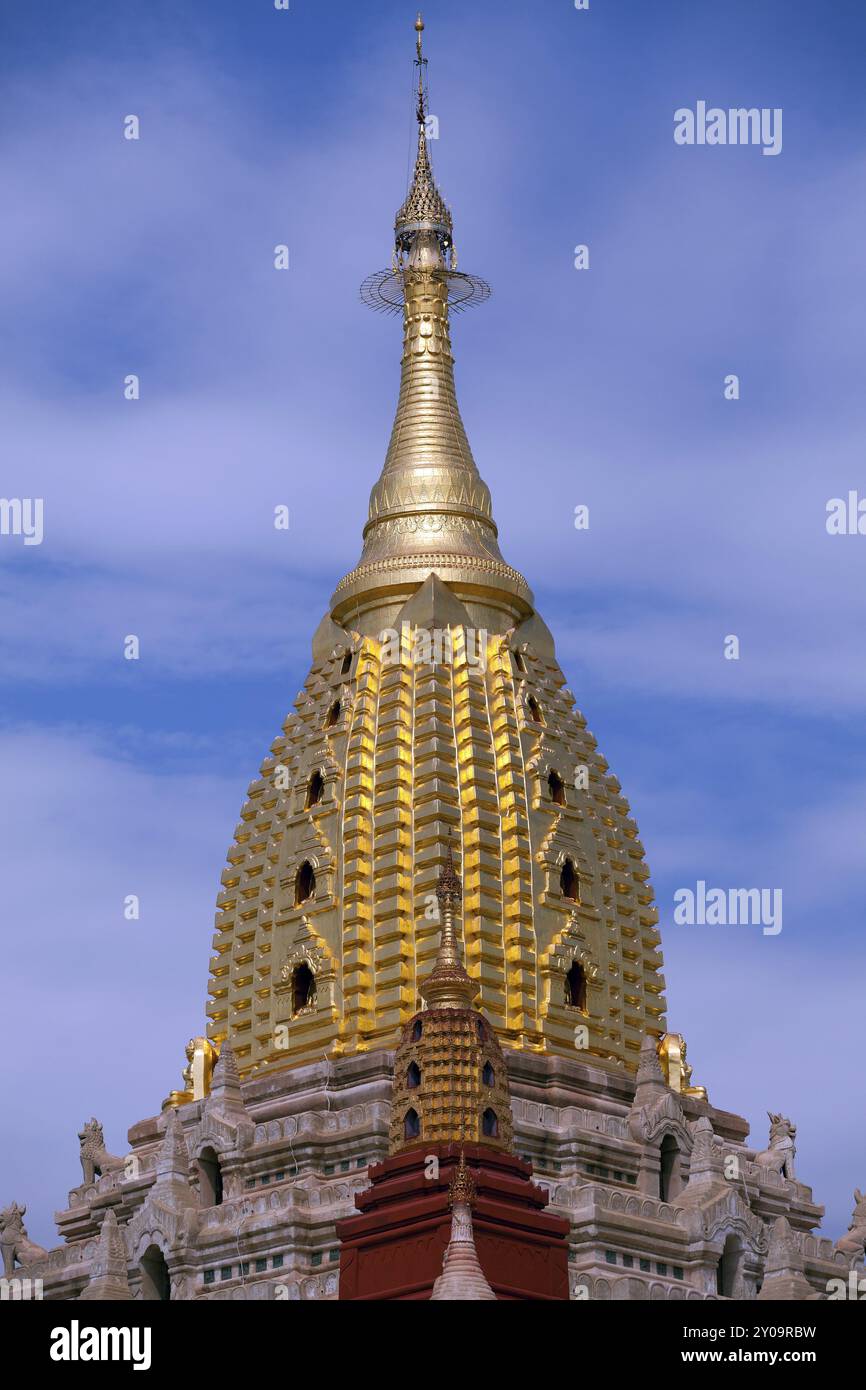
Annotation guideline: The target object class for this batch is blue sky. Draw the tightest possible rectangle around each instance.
[1,0,864,1246]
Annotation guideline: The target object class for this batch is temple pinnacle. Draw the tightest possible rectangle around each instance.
[435,834,462,909]
[395,16,453,267]
[420,843,478,1010]
[336,12,533,637]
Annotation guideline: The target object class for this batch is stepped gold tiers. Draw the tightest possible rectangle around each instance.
[206,16,666,1077]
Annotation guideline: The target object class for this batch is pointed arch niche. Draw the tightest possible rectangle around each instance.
[539,916,602,1048]
[139,1244,171,1301]
[272,922,340,1062]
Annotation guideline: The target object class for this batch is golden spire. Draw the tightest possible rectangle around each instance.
[420,841,479,1009]
[332,15,533,633]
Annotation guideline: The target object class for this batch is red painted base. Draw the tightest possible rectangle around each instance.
[337,1143,570,1300]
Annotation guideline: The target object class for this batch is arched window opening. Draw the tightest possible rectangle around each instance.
[411,1019,422,1042]
[482,1062,495,1087]
[560,858,579,901]
[716,1235,742,1298]
[341,652,353,676]
[513,650,527,674]
[476,1019,487,1043]
[305,770,324,809]
[565,961,587,1010]
[548,770,565,806]
[198,1146,223,1208]
[527,695,544,725]
[406,1061,421,1090]
[295,860,315,906]
[139,1244,171,1302]
[659,1135,683,1203]
[404,1108,420,1140]
[325,700,341,729]
[482,1108,499,1138]
[292,963,316,1015]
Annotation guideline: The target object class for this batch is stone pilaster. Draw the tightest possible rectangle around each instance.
[208,1042,244,1117]
[153,1109,196,1209]
[79,1209,131,1301]
[757,1216,818,1300]
[677,1117,727,1206]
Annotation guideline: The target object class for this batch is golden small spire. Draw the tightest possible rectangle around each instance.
[436,833,462,910]
[420,840,479,1010]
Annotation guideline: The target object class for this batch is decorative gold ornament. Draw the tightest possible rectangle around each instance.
[449,1149,476,1208]
[657,1032,708,1101]
[165,1035,218,1108]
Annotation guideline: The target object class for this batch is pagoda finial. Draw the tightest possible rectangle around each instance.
[420,838,478,1009]
[394,14,453,269]
[450,1147,476,1207]
[415,13,426,122]
[436,831,462,910]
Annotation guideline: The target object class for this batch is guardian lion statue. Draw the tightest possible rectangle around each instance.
[0,1202,48,1276]
[755,1112,796,1181]
[78,1117,125,1185]
[835,1189,866,1257]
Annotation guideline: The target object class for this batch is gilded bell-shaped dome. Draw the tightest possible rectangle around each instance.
[205,20,665,1079]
